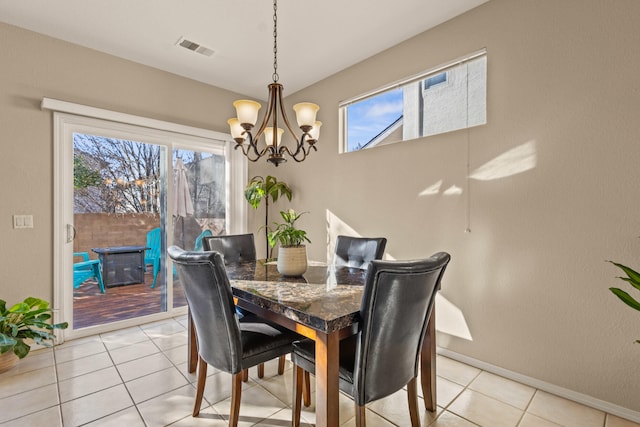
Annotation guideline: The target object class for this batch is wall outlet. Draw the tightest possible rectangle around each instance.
[13,214,34,229]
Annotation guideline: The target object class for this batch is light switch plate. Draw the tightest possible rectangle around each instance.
[13,214,34,229]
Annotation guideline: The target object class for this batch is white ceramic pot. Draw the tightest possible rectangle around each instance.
[277,246,308,277]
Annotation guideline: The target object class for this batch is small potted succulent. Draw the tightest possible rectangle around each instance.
[608,260,640,343]
[0,297,68,373]
[267,209,311,276]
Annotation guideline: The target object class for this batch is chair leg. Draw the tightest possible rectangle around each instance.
[242,368,249,382]
[407,377,421,427]
[230,372,243,427]
[303,370,311,407]
[292,365,304,427]
[151,259,160,288]
[193,356,208,417]
[257,363,264,378]
[92,263,105,293]
[355,403,366,427]
[277,355,286,375]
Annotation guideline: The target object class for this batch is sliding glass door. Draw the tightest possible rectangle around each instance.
[53,109,246,339]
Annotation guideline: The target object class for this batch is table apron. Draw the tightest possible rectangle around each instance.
[234,297,358,341]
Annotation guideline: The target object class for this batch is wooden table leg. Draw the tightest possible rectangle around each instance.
[188,309,198,373]
[421,309,437,412]
[315,331,340,427]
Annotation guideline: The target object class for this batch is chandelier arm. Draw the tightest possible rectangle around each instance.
[278,145,305,162]
[276,92,308,158]
[278,142,315,163]
[246,131,270,160]
[234,132,274,162]
[251,84,279,143]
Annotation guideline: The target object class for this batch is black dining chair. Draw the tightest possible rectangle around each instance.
[333,235,387,269]
[297,235,389,406]
[291,252,451,427]
[168,246,301,426]
[201,233,284,379]
[202,233,257,264]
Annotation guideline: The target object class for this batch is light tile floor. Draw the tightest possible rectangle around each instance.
[0,315,638,427]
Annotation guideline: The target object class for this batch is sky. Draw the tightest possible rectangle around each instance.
[346,88,403,151]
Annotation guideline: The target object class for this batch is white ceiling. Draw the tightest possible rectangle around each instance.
[0,0,488,100]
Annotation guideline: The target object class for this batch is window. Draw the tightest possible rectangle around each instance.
[340,49,487,153]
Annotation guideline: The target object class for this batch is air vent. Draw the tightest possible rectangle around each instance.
[176,37,215,57]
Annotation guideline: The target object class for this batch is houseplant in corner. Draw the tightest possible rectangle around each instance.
[267,209,311,276]
[608,260,640,343]
[0,297,68,373]
[245,175,292,260]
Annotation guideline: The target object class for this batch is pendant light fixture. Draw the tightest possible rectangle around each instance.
[227,0,321,166]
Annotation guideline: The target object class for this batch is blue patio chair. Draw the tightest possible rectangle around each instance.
[193,229,213,252]
[145,227,161,288]
[73,252,105,293]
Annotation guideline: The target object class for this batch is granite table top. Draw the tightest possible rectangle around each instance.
[226,261,367,334]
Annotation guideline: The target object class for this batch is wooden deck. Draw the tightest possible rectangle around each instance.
[73,269,187,329]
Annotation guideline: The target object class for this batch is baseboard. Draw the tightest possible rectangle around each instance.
[437,348,640,423]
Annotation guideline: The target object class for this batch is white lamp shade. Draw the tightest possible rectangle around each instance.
[309,121,322,140]
[293,102,320,128]
[227,118,246,140]
[264,127,284,147]
[233,100,261,126]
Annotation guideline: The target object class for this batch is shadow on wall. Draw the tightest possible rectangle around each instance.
[325,209,472,341]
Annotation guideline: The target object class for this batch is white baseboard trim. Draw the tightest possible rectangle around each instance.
[437,348,640,423]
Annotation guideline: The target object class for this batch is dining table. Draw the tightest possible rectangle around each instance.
[186,260,439,427]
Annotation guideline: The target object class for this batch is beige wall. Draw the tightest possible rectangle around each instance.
[0,22,240,302]
[1,0,639,417]
[248,0,640,415]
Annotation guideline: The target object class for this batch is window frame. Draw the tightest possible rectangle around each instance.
[339,48,487,153]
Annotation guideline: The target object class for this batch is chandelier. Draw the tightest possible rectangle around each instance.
[227,0,321,166]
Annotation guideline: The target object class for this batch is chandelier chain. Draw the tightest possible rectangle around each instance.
[272,0,279,82]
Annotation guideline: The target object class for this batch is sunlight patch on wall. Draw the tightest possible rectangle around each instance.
[443,185,463,196]
[419,181,463,197]
[435,294,473,340]
[470,140,537,181]
[419,180,443,196]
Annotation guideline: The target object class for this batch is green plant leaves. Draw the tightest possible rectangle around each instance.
[267,210,310,247]
[0,297,68,359]
[608,261,640,291]
[608,260,640,343]
[244,175,292,209]
[609,287,640,311]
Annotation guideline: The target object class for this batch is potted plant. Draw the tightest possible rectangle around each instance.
[608,260,640,343]
[0,297,68,373]
[267,209,311,276]
[245,175,292,260]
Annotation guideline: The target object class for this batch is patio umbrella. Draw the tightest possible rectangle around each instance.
[173,158,194,247]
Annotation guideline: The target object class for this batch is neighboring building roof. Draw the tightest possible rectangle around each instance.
[361,115,403,149]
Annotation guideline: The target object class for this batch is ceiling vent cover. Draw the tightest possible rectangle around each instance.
[176,37,214,57]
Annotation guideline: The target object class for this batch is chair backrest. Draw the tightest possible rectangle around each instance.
[333,235,387,269]
[353,252,451,405]
[167,246,243,374]
[146,227,161,258]
[202,233,256,264]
